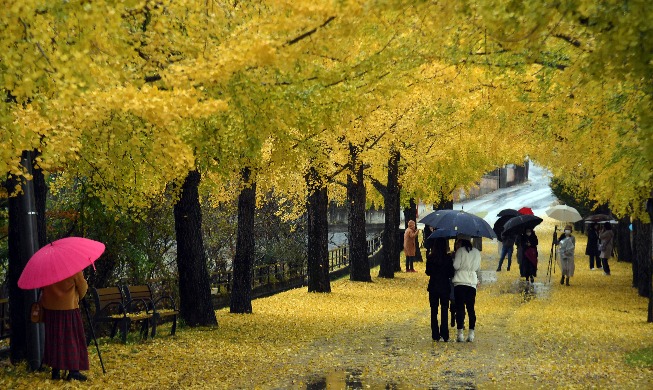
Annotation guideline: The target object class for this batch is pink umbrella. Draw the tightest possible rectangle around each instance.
[18,237,105,290]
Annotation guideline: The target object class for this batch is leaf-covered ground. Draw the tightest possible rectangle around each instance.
[1,220,652,389]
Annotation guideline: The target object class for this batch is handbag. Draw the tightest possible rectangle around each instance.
[30,302,44,323]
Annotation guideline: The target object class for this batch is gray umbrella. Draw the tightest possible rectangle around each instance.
[418,210,497,239]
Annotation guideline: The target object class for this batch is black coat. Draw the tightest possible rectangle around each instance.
[585,228,600,256]
[425,253,454,295]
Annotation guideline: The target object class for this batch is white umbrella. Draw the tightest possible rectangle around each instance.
[545,205,583,223]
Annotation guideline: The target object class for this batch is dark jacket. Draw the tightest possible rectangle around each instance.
[425,252,455,295]
[585,228,600,256]
[501,233,516,249]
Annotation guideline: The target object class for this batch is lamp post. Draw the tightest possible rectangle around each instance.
[19,151,43,370]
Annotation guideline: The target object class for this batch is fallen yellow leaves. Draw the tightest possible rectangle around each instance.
[1,219,652,389]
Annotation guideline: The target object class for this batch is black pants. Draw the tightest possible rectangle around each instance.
[429,291,450,341]
[454,285,477,330]
[589,254,601,269]
[602,258,611,274]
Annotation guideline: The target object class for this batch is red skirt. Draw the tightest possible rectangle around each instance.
[42,308,89,371]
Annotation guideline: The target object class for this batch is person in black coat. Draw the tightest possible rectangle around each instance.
[425,237,455,342]
[520,228,539,283]
[585,223,602,270]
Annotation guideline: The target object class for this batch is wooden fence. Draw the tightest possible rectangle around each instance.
[210,233,383,296]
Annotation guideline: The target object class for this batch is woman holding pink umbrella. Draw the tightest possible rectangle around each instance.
[40,271,89,381]
[18,237,105,381]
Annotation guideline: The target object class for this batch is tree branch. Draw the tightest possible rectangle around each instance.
[285,16,336,46]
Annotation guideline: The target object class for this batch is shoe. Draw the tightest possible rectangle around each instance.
[560,276,565,285]
[590,267,595,270]
[52,369,61,380]
[604,272,611,276]
[456,329,465,342]
[506,267,510,271]
[66,371,87,382]
[565,277,570,286]
[496,268,501,272]
[467,329,475,342]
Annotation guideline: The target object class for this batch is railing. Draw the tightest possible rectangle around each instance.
[210,233,383,295]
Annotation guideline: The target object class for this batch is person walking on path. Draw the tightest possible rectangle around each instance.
[520,228,539,284]
[557,225,576,286]
[452,235,481,342]
[404,220,418,272]
[40,271,90,381]
[425,237,455,342]
[599,222,614,275]
[585,223,602,270]
[496,233,516,272]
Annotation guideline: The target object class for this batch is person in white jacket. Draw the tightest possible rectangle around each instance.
[452,234,481,342]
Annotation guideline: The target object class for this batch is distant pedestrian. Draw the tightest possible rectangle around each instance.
[404,220,418,272]
[520,228,539,283]
[496,233,516,271]
[452,235,481,342]
[425,237,455,342]
[599,222,614,275]
[557,225,575,286]
[585,223,602,270]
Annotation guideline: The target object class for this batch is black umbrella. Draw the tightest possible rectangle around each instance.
[502,214,543,236]
[493,214,517,241]
[584,214,612,222]
[426,229,459,240]
[418,210,497,239]
[497,208,520,217]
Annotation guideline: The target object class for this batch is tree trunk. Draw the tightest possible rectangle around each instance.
[33,157,47,246]
[173,170,217,326]
[634,219,651,298]
[644,198,653,322]
[230,167,256,313]
[347,143,371,282]
[306,166,331,292]
[6,176,28,364]
[632,221,639,288]
[394,190,402,272]
[379,148,400,278]
[617,216,632,261]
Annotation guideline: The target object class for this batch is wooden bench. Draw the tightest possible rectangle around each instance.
[89,287,152,343]
[122,285,178,338]
[0,298,9,340]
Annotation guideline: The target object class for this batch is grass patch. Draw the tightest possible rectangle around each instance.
[626,346,653,367]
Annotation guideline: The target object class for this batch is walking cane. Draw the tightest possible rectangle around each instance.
[82,298,106,374]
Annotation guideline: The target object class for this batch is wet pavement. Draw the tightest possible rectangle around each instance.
[300,269,558,390]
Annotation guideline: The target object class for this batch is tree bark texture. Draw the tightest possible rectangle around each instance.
[347,143,371,282]
[6,176,27,364]
[379,148,400,278]
[617,216,632,262]
[230,167,256,313]
[394,190,402,272]
[33,156,47,247]
[306,166,331,292]
[173,170,217,326]
[633,219,651,298]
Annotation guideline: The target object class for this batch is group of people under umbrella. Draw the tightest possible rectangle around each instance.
[414,206,616,343]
